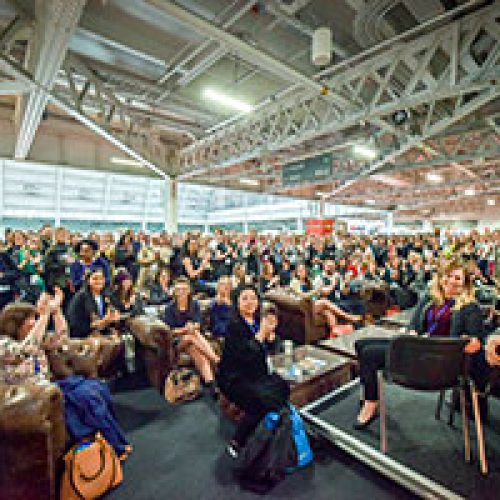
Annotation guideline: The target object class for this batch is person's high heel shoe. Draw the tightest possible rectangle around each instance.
[353,411,379,430]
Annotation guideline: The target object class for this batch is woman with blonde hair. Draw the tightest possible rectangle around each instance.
[354,258,489,429]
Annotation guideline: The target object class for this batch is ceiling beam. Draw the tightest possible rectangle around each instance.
[0,79,33,94]
[146,0,325,93]
[326,84,500,198]
[14,0,86,159]
[0,54,170,179]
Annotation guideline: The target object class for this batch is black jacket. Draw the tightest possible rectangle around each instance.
[67,286,110,338]
[110,290,144,317]
[217,313,282,391]
[0,251,21,305]
[409,293,486,342]
[44,243,72,289]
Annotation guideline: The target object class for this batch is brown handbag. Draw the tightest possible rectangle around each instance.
[164,368,202,404]
[60,433,123,499]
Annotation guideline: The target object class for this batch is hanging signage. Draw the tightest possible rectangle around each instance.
[282,153,332,186]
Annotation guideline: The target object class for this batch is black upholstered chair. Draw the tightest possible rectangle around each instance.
[378,336,487,474]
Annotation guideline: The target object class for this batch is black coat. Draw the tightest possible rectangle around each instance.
[110,290,144,317]
[216,314,289,414]
[67,287,110,338]
[0,251,21,307]
[409,294,486,342]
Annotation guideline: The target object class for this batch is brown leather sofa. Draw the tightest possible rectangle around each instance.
[265,290,329,344]
[0,338,109,500]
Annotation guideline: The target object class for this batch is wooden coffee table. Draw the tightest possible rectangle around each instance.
[271,345,353,407]
[318,325,404,359]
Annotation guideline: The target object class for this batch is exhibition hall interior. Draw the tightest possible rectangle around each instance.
[0,0,500,499]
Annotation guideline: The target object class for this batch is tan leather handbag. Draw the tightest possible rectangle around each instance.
[164,368,201,404]
[60,433,123,499]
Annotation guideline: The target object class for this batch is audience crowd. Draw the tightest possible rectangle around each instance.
[1,223,499,467]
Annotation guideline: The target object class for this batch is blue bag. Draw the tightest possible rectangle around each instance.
[286,404,313,472]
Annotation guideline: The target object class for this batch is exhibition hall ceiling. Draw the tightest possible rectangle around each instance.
[0,0,498,221]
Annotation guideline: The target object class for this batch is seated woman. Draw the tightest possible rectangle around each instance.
[70,239,111,292]
[355,258,489,429]
[17,234,45,299]
[0,244,21,311]
[67,268,121,338]
[163,277,219,391]
[217,286,289,457]
[230,262,252,304]
[110,268,145,319]
[290,263,362,335]
[0,288,131,459]
[259,260,280,295]
[147,266,173,305]
[182,237,215,298]
[209,276,234,338]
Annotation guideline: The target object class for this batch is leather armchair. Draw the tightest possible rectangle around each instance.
[265,290,328,344]
[360,281,390,318]
[0,339,103,500]
[126,316,173,391]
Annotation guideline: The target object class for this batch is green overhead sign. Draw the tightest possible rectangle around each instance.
[282,152,332,186]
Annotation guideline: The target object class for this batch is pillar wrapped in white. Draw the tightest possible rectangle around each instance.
[312,27,332,66]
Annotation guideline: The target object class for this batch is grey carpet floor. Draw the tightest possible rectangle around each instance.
[107,383,416,500]
[313,382,500,499]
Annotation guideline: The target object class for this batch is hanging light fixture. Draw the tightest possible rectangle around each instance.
[312,27,332,66]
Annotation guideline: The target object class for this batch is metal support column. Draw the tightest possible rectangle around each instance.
[385,211,394,235]
[166,178,178,234]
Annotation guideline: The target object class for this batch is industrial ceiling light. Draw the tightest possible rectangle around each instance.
[353,144,377,160]
[239,178,260,186]
[392,109,410,126]
[312,27,332,66]
[464,188,475,196]
[110,156,143,167]
[426,172,443,183]
[203,88,253,113]
[487,199,496,206]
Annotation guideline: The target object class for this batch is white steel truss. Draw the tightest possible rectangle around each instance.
[14,0,86,159]
[178,3,500,190]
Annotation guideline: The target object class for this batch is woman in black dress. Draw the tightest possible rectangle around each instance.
[217,285,289,457]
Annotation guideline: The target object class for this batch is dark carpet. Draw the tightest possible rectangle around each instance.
[312,382,500,499]
[106,377,416,500]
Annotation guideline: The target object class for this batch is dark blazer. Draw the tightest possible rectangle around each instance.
[67,286,110,338]
[109,291,144,317]
[216,312,288,414]
[409,293,486,342]
[0,251,20,307]
[217,313,281,390]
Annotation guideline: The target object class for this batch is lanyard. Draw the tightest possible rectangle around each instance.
[245,319,259,337]
[427,300,453,335]
[96,295,105,318]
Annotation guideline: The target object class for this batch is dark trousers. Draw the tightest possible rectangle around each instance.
[355,338,390,401]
